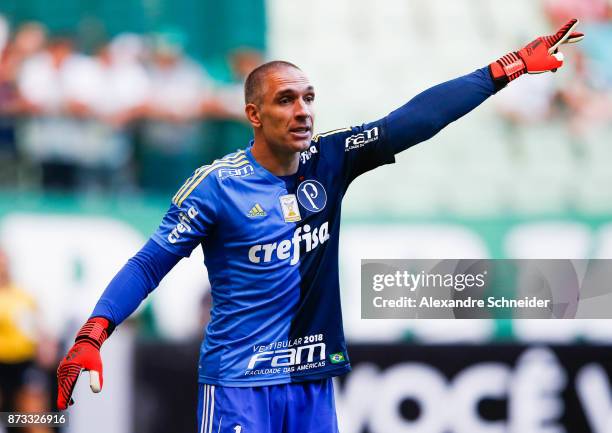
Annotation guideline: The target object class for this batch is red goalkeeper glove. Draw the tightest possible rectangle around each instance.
[490,18,584,88]
[56,317,114,410]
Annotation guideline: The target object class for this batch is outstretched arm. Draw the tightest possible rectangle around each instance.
[57,169,216,410]
[56,239,181,410]
[386,66,495,154]
[385,18,584,154]
[90,239,182,325]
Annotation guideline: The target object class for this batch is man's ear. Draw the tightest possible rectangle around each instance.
[245,103,261,128]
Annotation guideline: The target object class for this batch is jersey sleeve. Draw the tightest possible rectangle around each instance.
[151,170,218,257]
[315,117,395,190]
[91,239,182,326]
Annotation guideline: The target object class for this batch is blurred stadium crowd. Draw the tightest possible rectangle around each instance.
[0,16,262,194]
[0,0,609,212]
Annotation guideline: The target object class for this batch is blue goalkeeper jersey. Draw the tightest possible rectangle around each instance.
[92,68,496,386]
[151,119,395,386]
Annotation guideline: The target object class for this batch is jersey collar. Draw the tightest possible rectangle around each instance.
[245,142,301,189]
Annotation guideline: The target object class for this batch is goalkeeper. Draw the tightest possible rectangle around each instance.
[57,20,583,432]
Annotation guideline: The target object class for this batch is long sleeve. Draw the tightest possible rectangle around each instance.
[90,238,182,326]
[385,66,498,154]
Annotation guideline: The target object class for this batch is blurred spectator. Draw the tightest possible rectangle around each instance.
[139,30,215,192]
[558,49,612,137]
[17,35,89,120]
[17,32,140,192]
[0,249,55,433]
[92,34,149,127]
[17,34,100,190]
[543,2,612,162]
[76,35,151,191]
[0,22,47,91]
[0,21,47,186]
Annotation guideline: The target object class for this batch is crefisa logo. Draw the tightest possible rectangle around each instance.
[167,206,199,244]
[297,180,327,213]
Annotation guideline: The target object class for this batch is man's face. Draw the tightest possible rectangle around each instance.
[253,66,315,154]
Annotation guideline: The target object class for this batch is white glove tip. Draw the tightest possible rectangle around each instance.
[553,52,564,62]
[89,371,101,393]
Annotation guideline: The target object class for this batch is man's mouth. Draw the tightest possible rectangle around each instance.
[289,126,311,139]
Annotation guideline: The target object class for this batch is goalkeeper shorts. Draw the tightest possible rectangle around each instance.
[196,378,339,433]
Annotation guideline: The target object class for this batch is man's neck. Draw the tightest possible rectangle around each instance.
[251,139,300,176]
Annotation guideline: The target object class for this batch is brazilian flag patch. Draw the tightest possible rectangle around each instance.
[329,352,346,364]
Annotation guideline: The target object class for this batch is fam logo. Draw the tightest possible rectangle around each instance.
[300,145,319,164]
[345,126,379,151]
[218,165,254,179]
[297,180,327,213]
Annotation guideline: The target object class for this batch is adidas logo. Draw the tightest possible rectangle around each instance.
[247,204,266,217]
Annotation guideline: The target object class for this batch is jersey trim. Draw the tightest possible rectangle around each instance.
[312,127,351,143]
[176,157,249,206]
[172,151,247,205]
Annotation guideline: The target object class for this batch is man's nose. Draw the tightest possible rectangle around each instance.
[294,99,310,118]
